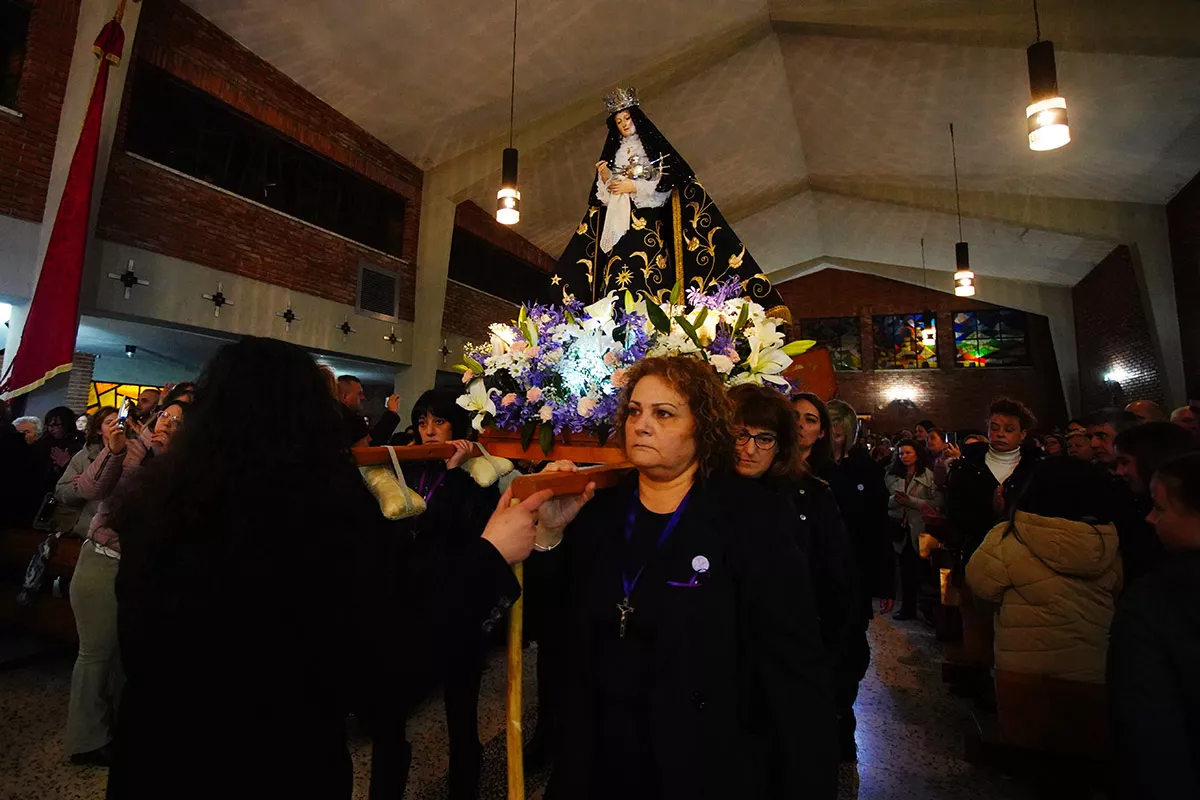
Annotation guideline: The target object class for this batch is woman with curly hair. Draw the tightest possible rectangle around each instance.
[531,356,837,799]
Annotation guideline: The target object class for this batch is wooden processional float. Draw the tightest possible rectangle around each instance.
[352,428,629,799]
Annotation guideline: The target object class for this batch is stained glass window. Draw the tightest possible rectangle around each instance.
[86,382,164,415]
[798,317,862,371]
[954,310,1029,367]
[873,313,938,370]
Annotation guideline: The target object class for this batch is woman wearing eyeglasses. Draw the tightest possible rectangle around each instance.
[728,385,857,661]
[64,400,190,766]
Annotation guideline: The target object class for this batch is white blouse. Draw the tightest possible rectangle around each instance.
[595,133,672,210]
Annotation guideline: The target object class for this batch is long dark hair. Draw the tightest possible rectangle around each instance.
[410,389,471,441]
[44,405,76,439]
[591,105,696,204]
[729,383,806,480]
[791,391,834,469]
[888,437,932,478]
[1113,422,1199,495]
[109,337,359,574]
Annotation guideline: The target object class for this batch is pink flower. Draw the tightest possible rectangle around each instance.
[511,340,527,353]
[526,346,540,359]
[501,392,517,407]
[603,348,621,367]
[526,386,543,402]
[461,369,474,383]
[577,397,597,418]
[611,368,629,388]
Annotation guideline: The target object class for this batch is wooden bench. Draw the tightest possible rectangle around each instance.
[0,527,81,645]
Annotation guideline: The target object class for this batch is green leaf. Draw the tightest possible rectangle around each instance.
[644,299,672,334]
[674,315,704,349]
[733,301,750,334]
[517,304,528,329]
[624,289,635,313]
[693,306,708,330]
[669,279,683,306]
[522,320,538,346]
[481,412,496,429]
[451,363,470,373]
[596,424,611,446]
[520,421,537,452]
[780,339,817,357]
[564,309,577,326]
[539,422,555,456]
[463,355,485,374]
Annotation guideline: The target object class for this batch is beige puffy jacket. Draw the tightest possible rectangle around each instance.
[966,511,1123,683]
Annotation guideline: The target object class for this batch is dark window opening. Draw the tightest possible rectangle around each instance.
[448,227,549,305]
[124,64,406,258]
[798,316,862,371]
[1,1,31,110]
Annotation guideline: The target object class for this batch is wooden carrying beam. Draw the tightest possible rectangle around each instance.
[352,442,627,467]
[351,443,480,465]
[509,462,634,500]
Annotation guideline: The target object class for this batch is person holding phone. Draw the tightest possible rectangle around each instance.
[63,399,190,766]
[886,439,943,620]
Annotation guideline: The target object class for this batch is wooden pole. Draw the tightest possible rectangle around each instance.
[506,558,526,800]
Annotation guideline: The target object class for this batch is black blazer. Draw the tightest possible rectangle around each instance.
[542,469,838,800]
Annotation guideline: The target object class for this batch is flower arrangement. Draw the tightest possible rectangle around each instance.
[456,277,813,452]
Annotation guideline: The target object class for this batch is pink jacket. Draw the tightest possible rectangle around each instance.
[77,427,158,554]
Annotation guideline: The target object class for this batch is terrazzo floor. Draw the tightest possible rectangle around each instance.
[0,615,1034,799]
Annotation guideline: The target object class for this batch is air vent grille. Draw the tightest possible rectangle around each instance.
[357,263,398,321]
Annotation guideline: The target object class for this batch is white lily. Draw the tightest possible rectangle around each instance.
[582,294,618,336]
[742,330,793,387]
[456,378,498,431]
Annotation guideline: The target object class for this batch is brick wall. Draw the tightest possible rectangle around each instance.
[1072,245,1164,411]
[65,351,95,413]
[441,280,519,343]
[775,269,1067,433]
[94,0,421,316]
[0,0,78,223]
[1168,171,1200,400]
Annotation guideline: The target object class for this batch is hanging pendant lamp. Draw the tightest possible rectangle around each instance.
[1026,0,1070,151]
[496,0,520,225]
[949,124,976,297]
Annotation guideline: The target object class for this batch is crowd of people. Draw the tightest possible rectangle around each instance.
[3,340,1200,798]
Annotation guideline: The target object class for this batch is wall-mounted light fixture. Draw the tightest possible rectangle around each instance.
[1104,367,1131,384]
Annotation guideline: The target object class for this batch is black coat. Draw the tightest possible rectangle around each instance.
[945,442,1043,555]
[1108,550,1200,798]
[821,449,893,621]
[1106,477,1165,587]
[542,470,837,800]
[108,460,518,800]
[763,472,857,659]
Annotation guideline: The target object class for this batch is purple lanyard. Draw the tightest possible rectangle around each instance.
[417,467,446,504]
[621,487,692,602]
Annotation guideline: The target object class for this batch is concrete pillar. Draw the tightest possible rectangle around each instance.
[1127,212,1187,408]
[3,0,144,379]
[393,172,458,420]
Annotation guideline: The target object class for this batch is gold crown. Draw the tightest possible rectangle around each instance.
[603,87,640,115]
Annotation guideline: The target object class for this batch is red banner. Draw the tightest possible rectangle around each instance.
[1,17,125,399]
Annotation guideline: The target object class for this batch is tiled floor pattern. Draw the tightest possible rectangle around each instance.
[0,615,1032,799]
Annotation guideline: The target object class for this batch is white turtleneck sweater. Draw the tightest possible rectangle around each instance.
[985,446,1022,484]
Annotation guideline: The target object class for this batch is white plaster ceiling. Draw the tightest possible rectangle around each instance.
[183,0,1200,288]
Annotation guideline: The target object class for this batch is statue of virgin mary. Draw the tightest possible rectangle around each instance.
[541,87,790,323]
